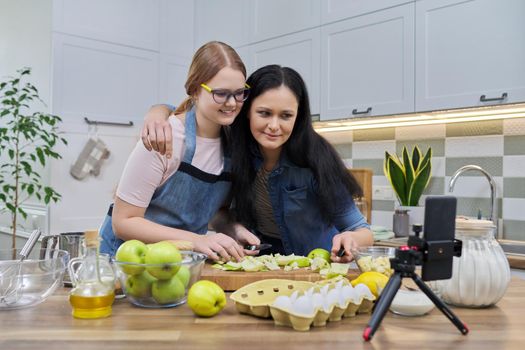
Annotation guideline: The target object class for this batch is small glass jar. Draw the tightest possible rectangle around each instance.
[434,217,510,308]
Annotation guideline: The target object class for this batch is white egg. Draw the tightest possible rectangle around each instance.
[272,295,292,310]
[311,293,324,310]
[354,283,375,299]
[335,280,344,290]
[341,285,357,303]
[320,284,329,296]
[305,287,314,298]
[291,295,315,316]
[326,288,345,308]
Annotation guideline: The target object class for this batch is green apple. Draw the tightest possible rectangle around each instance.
[125,271,156,298]
[151,276,185,304]
[175,266,191,288]
[145,241,182,280]
[307,248,331,263]
[115,239,148,275]
[187,280,226,317]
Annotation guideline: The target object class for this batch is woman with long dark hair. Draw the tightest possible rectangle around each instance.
[228,65,372,260]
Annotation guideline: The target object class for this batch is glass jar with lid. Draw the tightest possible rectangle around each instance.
[433,217,510,307]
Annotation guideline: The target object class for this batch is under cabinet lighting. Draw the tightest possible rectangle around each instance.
[313,103,525,133]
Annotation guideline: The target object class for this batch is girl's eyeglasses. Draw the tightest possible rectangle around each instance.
[200,83,250,104]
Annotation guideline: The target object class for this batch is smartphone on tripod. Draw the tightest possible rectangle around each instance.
[419,196,457,281]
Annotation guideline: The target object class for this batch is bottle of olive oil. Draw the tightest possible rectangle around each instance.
[69,230,115,319]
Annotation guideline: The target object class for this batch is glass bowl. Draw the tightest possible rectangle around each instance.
[351,246,396,276]
[0,248,69,310]
[113,251,206,308]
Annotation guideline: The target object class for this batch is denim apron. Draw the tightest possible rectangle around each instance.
[99,107,231,256]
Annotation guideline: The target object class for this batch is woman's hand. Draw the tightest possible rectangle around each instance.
[193,233,245,262]
[330,231,360,263]
[330,228,374,263]
[141,105,173,158]
[229,223,261,256]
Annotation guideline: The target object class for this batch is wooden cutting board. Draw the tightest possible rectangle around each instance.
[200,263,360,291]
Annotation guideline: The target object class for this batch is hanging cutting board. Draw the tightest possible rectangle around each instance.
[200,263,360,291]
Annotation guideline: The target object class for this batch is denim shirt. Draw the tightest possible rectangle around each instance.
[253,154,369,256]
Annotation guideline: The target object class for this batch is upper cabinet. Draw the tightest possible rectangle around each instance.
[194,0,251,48]
[193,0,524,120]
[415,0,525,111]
[320,3,415,119]
[248,0,321,42]
[53,0,161,51]
[245,29,321,114]
[321,0,412,24]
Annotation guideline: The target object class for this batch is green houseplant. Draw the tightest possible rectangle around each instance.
[0,67,67,250]
[383,145,432,207]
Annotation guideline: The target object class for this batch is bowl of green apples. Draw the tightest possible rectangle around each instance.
[113,240,206,308]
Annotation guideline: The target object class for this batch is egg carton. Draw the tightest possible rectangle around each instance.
[230,279,316,318]
[230,278,376,331]
[269,281,376,331]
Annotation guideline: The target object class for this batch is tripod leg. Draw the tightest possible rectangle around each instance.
[412,274,469,335]
[363,272,402,341]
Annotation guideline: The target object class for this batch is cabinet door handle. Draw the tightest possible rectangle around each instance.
[352,107,372,115]
[480,93,507,102]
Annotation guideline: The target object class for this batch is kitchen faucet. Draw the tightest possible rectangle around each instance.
[448,165,498,228]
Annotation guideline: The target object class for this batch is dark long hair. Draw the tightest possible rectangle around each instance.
[230,65,362,227]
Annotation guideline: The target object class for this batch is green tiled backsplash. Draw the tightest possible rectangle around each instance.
[323,117,525,241]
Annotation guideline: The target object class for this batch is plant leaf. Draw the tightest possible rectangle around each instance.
[387,157,408,205]
[412,145,422,171]
[402,146,415,192]
[408,159,432,206]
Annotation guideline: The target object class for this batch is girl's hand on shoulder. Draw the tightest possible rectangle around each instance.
[141,105,173,158]
[194,233,245,262]
[330,231,359,263]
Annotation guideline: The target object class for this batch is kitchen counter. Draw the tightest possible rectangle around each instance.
[1,278,525,350]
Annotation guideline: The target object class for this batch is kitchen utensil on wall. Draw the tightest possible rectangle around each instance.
[70,137,110,180]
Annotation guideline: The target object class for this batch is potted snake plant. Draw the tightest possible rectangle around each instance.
[384,145,432,235]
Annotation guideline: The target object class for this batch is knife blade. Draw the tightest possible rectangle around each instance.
[244,243,272,251]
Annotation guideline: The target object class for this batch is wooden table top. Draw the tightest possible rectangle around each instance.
[1,278,525,350]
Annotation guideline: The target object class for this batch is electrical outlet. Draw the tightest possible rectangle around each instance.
[372,186,394,200]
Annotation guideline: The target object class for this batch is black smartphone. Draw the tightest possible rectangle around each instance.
[421,196,457,281]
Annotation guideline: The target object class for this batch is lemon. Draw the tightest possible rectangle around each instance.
[351,271,389,297]
[307,248,331,264]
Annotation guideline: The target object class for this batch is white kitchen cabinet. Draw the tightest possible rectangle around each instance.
[159,54,189,107]
[52,34,159,127]
[159,0,194,59]
[52,0,161,51]
[321,0,413,24]
[320,3,415,120]
[247,0,321,43]
[4,1,196,235]
[246,29,321,114]
[193,0,251,48]
[415,0,525,111]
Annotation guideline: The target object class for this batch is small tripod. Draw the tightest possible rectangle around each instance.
[363,225,469,341]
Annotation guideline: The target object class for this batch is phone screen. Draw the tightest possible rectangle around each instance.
[421,196,457,281]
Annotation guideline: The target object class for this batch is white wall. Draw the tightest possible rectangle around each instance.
[0,0,52,111]
[0,0,53,237]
